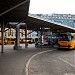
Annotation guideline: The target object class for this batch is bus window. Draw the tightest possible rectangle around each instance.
[58,34,69,41]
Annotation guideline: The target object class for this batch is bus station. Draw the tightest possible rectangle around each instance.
[0,0,75,75]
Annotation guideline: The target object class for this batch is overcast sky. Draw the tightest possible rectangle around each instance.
[29,0,75,14]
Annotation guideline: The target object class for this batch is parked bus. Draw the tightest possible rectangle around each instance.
[20,38,34,44]
[58,33,75,49]
[0,37,7,45]
[6,36,16,44]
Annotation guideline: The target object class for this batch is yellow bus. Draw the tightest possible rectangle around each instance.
[0,37,7,45]
[58,33,75,49]
[6,36,16,44]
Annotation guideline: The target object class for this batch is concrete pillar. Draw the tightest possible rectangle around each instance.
[10,26,11,35]
[40,27,43,49]
[1,21,4,53]
[14,25,22,50]
[25,25,28,48]
[16,25,20,46]
[37,30,39,42]
[30,30,32,38]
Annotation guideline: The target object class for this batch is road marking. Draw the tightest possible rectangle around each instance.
[64,73,74,75]
[58,57,75,69]
[25,50,53,75]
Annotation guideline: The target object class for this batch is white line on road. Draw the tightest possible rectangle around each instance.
[64,73,74,75]
[58,57,75,69]
[25,50,53,75]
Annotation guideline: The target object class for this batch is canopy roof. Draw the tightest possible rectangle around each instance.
[0,0,30,25]
[0,0,75,33]
[26,15,75,33]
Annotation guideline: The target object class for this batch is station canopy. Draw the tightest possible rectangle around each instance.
[0,0,75,33]
[26,14,75,33]
[0,0,30,27]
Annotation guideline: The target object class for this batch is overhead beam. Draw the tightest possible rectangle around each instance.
[0,0,30,16]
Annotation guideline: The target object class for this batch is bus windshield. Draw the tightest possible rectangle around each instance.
[58,34,72,41]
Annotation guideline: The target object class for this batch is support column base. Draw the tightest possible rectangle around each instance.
[13,46,22,50]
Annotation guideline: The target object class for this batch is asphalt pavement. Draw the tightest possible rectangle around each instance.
[0,44,75,75]
[0,44,52,75]
[29,48,75,75]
